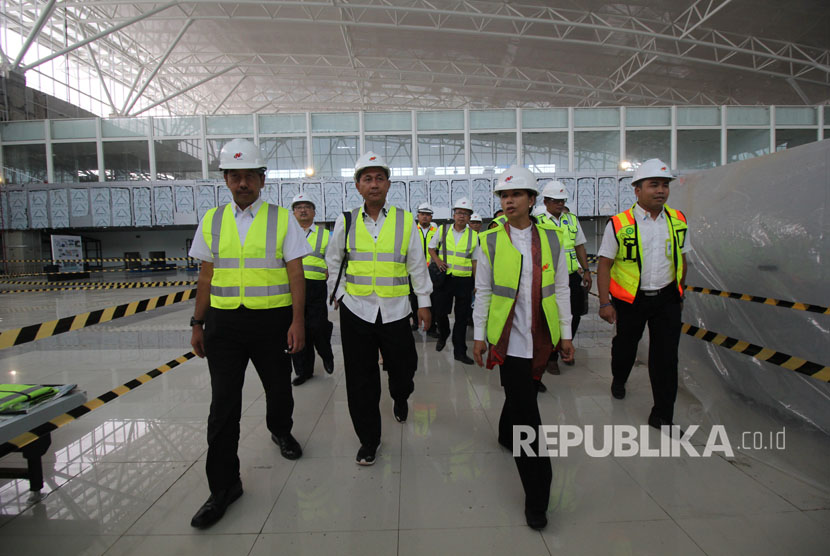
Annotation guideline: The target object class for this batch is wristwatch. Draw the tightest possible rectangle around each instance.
[190,317,205,327]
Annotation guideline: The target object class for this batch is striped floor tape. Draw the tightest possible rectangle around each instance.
[682,323,829,382]
[685,286,829,314]
[0,351,197,458]
[0,288,196,350]
[0,257,195,263]
[0,266,195,279]
[0,281,198,294]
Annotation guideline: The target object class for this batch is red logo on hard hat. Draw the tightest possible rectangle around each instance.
[369,156,376,161]
[661,167,666,171]
[505,176,513,181]
[234,152,243,159]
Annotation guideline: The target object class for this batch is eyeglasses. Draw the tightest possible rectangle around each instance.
[546,198,566,203]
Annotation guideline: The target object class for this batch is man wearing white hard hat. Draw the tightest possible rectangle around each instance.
[326,152,432,466]
[188,138,309,528]
[471,165,573,530]
[469,213,483,233]
[428,197,478,364]
[541,181,592,371]
[597,158,691,433]
[289,193,335,386]
[411,202,440,337]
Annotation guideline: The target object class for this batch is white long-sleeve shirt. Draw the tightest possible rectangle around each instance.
[473,223,572,359]
[326,202,432,324]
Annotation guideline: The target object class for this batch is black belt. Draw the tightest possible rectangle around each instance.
[640,283,676,297]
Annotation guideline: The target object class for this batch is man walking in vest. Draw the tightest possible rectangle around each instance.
[411,202,439,338]
[597,158,691,432]
[326,152,432,466]
[289,193,335,386]
[428,197,478,364]
[188,138,309,529]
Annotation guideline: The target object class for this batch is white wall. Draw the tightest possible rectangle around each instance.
[80,229,196,259]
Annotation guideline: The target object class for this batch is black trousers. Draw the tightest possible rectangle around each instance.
[340,303,418,447]
[611,285,683,421]
[569,271,585,336]
[204,306,293,494]
[291,279,334,378]
[498,357,552,514]
[433,274,474,356]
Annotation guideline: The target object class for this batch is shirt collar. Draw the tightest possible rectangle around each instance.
[361,202,390,219]
[634,203,664,221]
[233,197,263,217]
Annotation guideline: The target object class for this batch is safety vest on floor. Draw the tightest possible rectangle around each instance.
[345,206,413,298]
[478,223,562,347]
[203,203,291,309]
[418,224,437,264]
[609,204,688,304]
[544,213,580,274]
[303,225,329,280]
[437,225,477,277]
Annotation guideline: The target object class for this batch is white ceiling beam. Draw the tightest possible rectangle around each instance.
[85,43,118,115]
[11,0,58,69]
[130,63,239,116]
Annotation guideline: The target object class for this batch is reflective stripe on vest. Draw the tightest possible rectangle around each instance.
[344,206,413,297]
[439,225,477,277]
[609,204,688,304]
[480,224,561,347]
[203,203,291,309]
[303,225,329,280]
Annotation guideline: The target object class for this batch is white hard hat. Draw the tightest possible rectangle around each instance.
[470,213,482,222]
[291,193,315,209]
[354,151,391,182]
[542,180,568,200]
[452,197,473,212]
[494,166,539,195]
[416,202,433,214]
[632,158,674,184]
[219,138,267,171]
[531,205,547,217]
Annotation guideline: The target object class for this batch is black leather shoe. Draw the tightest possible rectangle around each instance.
[292,374,312,386]
[454,353,474,365]
[536,381,547,393]
[393,399,408,422]
[271,433,303,460]
[190,481,243,529]
[323,358,334,375]
[436,338,447,352]
[611,380,626,399]
[648,414,683,437]
[525,508,548,530]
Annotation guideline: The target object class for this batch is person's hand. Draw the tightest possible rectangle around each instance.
[286,321,305,354]
[559,339,575,363]
[331,298,340,310]
[582,270,593,290]
[417,307,431,331]
[437,260,448,272]
[191,326,206,358]
[599,304,616,324]
[473,340,488,367]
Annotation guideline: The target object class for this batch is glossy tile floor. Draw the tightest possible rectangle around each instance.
[0,271,829,555]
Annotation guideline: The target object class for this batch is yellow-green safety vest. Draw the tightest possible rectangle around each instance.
[609,204,688,304]
[303,225,329,280]
[418,224,437,263]
[478,223,562,347]
[202,203,292,309]
[0,384,58,412]
[543,212,581,274]
[345,206,413,298]
[437,225,478,277]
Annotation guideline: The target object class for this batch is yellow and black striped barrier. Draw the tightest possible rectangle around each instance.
[685,286,829,314]
[681,323,829,382]
[0,256,195,264]
[0,288,196,350]
[0,351,197,458]
[0,265,197,279]
[0,281,197,294]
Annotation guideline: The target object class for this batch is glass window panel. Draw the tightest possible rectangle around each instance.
[261,137,307,179]
[365,135,413,176]
[258,113,306,134]
[417,111,463,131]
[417,134,465,175]
[625,130,670,166]
[312,136,358,178]
[206,115,254,135]
[521,109,568,129]
[775,129,818,151]
[155,139,203,180]
[523,132,568,173]
[51,119,96,139]
[53,142,99,182]
[727,129,770,162]
[470,110,516,130]
[775,107,817,126]
[103,140,151,181]
[2,144,47,184]
[677,129,720,170]
[1,121,45,141]
[677,106,721,126]
[726,106,769,126]
[574,108,619,127]
[311,113,359,133]
[574,131,620,171]
[469,132,516,174]
[626,107,670,127]
[102,118,148,138]
[364,112,411,132]
[153,116,201,136]
[207,137,254,179]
